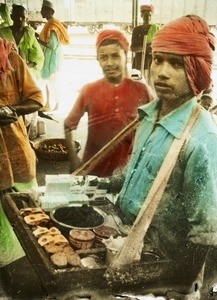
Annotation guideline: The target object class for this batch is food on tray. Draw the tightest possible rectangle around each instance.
[33,226,49,237]
[50,252,68,268]
[38,233,68,247]
[63,245,81,266]
[52,234,68,245]
[44,242,66,254]
[38,234,54,246]
[20,207,44,217]
[24,213,50,226]
[38,142,67,154]
[48,227,61,235]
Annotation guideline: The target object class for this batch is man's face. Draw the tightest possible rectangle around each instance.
[150,52,194,105]
[141,11,152,23]
[11,8,27,28]
[41,6,50,19]
[97,43,127,84]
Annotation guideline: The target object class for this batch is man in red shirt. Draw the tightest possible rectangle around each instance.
[64,29,153,177]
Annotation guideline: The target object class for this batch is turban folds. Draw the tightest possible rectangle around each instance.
[96,29,129,53]
[152,15,216,95]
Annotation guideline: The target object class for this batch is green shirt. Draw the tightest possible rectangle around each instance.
[119,97,217,259]
[0,25,44,79]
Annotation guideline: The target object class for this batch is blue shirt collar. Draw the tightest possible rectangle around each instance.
[138,97,199,139]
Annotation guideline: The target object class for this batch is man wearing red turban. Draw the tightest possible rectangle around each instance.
[64,29,153,177]
[111,15,217,298]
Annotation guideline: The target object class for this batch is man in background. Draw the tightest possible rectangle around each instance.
[64,29,153,177]
[38,0,70,112]
[0,4,45,139]
[131,5,160,83]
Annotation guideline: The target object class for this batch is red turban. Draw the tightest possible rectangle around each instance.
[96,29,129,53]
[152,15,216,95]
[140,5,154,13]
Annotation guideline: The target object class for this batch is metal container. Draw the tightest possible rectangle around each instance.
[69,229,95,250]
[50,204,106,232]
[93,225,118,247]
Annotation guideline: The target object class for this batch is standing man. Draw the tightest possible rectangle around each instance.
[131,5,160,83]
[64,29,153,177]
[0,37,44,267]
[0,4,45,140]
[0,4,44,80]
[38,0,70,112]
[116,15,217,298]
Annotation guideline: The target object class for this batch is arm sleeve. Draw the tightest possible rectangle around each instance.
[28,33,44,71]
[64,85,88,130]
[183,133,217,246]
[12,51,44,106]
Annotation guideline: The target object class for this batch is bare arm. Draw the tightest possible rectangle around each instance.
[12,99,42,116]
[64,124,82,173]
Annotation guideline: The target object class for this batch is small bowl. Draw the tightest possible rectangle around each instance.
[50,204,106,233]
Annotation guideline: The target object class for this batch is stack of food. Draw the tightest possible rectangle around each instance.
[20,207,81,268]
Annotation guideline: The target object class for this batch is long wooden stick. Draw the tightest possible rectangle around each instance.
[106,105,201,271]
[140,35,147,78]
[72,117,141,176]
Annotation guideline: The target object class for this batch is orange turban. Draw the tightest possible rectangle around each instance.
[96,29,129,53]
[152,15,216,95]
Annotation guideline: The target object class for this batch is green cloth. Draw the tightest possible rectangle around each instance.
[41,31,63,79]
[0,179,38,267]
[0,4,12,28]
[147,23,160,44]
[0,200,25,267]
[119,97,217,260]
[0,26,44,79]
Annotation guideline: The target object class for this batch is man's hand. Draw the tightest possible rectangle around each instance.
[0,106,18,127]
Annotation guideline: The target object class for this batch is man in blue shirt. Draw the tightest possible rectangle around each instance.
[115,15,217,298]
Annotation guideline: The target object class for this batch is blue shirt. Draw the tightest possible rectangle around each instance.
[119,97,217,259]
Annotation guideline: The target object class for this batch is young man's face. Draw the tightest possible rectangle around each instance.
[97,43,127,84]
[150,52,194,105]
[141,11,152,23]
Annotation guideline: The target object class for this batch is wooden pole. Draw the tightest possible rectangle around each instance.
[72,117,140,176]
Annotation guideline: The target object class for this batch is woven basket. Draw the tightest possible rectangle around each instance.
[33,138,80,161]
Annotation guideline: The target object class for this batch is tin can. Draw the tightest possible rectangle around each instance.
[69,229,95,250]
[93,225,118,247]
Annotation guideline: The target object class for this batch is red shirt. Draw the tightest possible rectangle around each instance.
[65,77,153,176]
